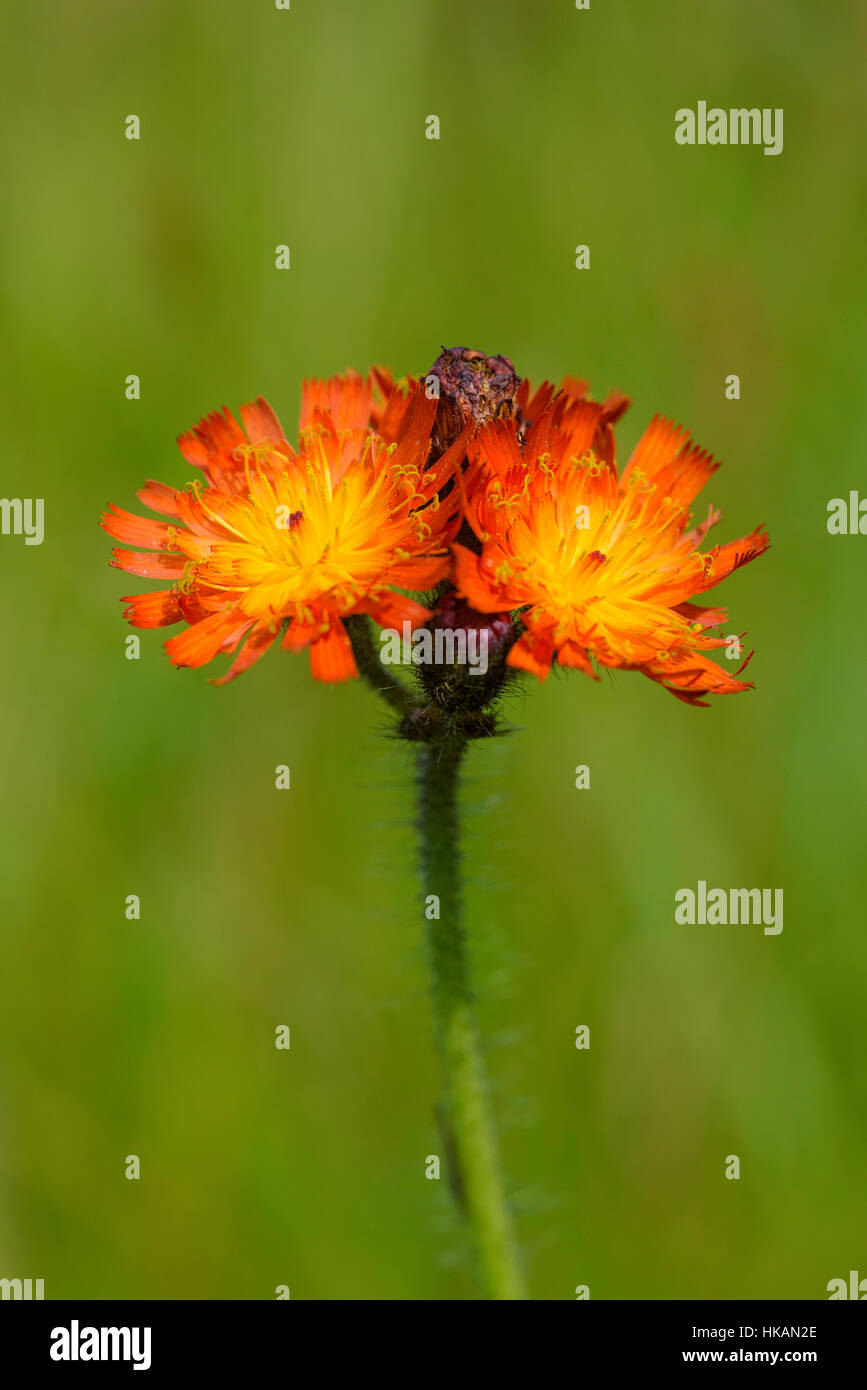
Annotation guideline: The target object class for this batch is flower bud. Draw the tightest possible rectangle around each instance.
[415,591,516,713]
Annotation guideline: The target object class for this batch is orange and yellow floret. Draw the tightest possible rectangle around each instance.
[101,371,467,683]
[453,378,768,705]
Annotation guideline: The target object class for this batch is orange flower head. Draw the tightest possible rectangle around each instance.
[453,379,769,705]
[102,371,468,683]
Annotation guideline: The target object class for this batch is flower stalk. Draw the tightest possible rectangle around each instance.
[343,614,416,717]
[348,348,528,1298]
[416,731,526,1300]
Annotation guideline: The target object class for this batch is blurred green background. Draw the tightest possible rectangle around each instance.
[1,0,865,1300]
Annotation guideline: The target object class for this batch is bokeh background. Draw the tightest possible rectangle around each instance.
[1,0,865,1300]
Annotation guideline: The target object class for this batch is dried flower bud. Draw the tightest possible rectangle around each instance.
[425,346,521,459]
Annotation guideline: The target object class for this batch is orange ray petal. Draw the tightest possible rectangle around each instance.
[387,387,438,476]
[555,640,597,678]
[697,526,769,591]
[386,556,452,590]
[101,505,176,549]
[111,548,187,579]
[309,623,358,682]
[136,481,181,516]
[507,632,555,680]
[165,612,251,669]
[452,542,515,612]
[121,590,184,628]
[282,620,318,652]
[367,592,432,629]
[623,414,690,483]
[674,600,728,629]
[239,396,287,446]
[211,622,280,684]
[474,418,524,479]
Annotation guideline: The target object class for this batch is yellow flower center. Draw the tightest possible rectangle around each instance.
[191,438,421,619]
